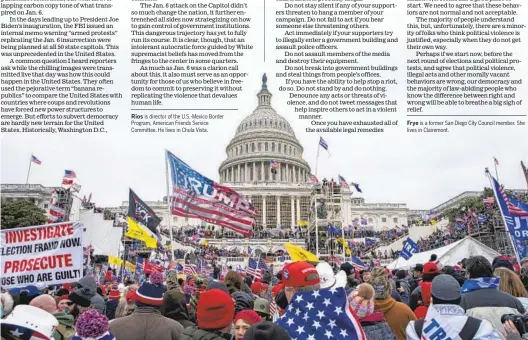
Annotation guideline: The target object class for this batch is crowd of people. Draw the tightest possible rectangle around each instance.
[4,253,528,340]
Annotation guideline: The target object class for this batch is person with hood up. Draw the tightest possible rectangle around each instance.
[162,289,196,328]
[109,271,183,340]
[461,256,525,334]
[68,285,94,322]
[181,288,235,340]
[105,285,121,320]
[30,294,75,340]
[406,274,499,340]
[372,272,416,340]
[72,275,106,314]
[233,310,262,340]
[349,283,395,340]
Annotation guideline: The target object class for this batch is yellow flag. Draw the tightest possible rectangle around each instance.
[336,237,349,249]
[284,243,319,262]
[346,248,351,255]
[125,261,136,272]
[431,220,437,225]
[108,255,123,266]
[297,220,308,227]
[125,217,157,248]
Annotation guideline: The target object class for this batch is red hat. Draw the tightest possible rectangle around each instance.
[251,282,268,294]
[99,285,106,297]
[282,262,320,287]
[59,294,69,302]
[126,290,136,303]
[62,283,72,291]
[197,289,235,330]
[271,283,284,297]
[234,310,262,325]
[108,285,120,301]
[423,262,439,275]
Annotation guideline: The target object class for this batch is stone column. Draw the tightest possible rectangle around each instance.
[277,196,281,228]
[291,196,295,228]
[286,164,289,181]
[262,196,267,227]
[261,162,265,181]
[278,164,282,182]
[296,197,301,222]
[253,162,256,181]
[237,164,240,182]
[297,167,301,183]
[293,166,297,183]
[245,163,249,182]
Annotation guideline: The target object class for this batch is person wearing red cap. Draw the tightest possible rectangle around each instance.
[409,262,439,316]
[250,282,268,298]
[181,288,235,340]
[234,310,262,340]
[281,262,320,304]
[105,285,121,320]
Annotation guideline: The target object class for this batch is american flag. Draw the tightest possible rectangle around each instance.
[62,178,73,186]
[350,256,366,271]
[276,287,366,340]
[270,160,280,168]
[136,257,144,275]
[183,264,198,276]
[329,256,343,267]
[64,169,77,178]
[309,174,319,184]
[31,154,42,165]
[167,151,256,237]
[319,137,329,151]
[483,196,495,205]
[499,186,528,217]
[198,260,214,276]
[338,175,350,189]
[246,258,268,279]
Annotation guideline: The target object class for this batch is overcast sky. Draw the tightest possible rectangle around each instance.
[1,0,527,210]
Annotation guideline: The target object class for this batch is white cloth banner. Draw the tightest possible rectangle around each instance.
[1,221,84,288]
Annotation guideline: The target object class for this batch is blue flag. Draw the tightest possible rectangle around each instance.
[276,287,365,340]
[401,237,419,260]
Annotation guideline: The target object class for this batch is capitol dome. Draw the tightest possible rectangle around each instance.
[219,74,311,185]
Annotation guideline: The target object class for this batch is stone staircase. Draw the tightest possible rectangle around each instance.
[374,219,449,254]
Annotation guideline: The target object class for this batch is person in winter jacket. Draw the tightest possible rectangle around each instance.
[409,264,423,292]
[461,256,525,335]
[71,309,115,340]
[105,285,121,320]
[395,270,411,298]
[372,273,416,340]
[162,290,196,328]
[349,284,395,340]
[109,271,183,340]
[494,267,528,311]
[406,274,499,340]
[409,262,439,314]
[30,294,76,340]
[72,275,106,314]
[181,289,234,340]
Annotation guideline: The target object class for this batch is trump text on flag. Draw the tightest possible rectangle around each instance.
[0,222,84,288]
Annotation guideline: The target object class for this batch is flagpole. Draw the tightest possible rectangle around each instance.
[494,158,500,184]
[165,150,175,261]
[486,169,520,264]
[522,161,528,189]
[314,145,320,177]
[25,156,32,184]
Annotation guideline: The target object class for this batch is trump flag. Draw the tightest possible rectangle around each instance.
[167,151,256,237]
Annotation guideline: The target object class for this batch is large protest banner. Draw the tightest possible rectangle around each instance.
[1,221,84,288]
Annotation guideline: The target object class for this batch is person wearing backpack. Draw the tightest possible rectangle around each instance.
[406,274,499,340]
